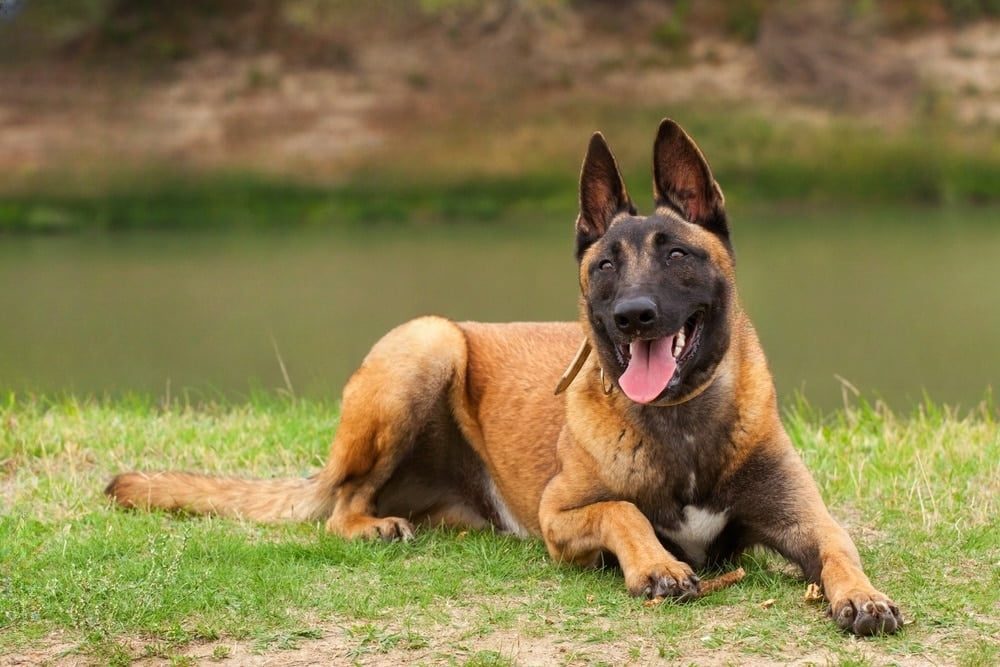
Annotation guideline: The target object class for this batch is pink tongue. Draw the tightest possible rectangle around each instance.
[618,337,677,404]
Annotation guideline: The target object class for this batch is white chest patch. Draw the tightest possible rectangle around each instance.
[658,506,728,567]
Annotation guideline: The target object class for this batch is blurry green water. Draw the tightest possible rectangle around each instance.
[1,205,997,410]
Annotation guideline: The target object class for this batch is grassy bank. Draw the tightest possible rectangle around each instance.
[2,110,997,234]
[1,396,997,665]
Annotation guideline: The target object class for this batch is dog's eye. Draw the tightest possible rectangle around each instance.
[599,260,614,271]
[669,249,687,260]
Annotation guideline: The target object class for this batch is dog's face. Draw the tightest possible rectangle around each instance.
[576,120,735,406]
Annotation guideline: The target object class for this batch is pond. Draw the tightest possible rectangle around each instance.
[2,204,997,411]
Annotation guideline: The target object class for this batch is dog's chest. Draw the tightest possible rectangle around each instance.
[592,408,735,566]
[654,504,729,568]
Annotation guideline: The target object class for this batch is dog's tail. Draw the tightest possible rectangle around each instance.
[105,471,335,523]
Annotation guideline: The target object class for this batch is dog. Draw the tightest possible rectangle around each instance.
[106,119,902,636]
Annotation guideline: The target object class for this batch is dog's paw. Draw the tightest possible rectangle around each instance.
[831,589,902,636]
[372,516,415,541]
[627,561,700,600]
[328,515,415,542]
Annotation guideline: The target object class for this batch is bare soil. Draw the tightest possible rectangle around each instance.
[1,617,945,667]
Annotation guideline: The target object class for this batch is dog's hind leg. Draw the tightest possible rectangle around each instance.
[316,316,468,541]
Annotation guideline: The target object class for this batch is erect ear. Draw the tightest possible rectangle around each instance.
[652,119,728,240]
[575,132,635,260]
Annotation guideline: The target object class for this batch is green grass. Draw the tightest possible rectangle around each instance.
[1,395,998,664]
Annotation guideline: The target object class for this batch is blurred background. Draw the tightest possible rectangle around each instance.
[0,0,997,410]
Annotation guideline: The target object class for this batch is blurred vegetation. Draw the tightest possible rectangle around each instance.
[4,0,998,65]
[1,107,996,233]
[0,1,997,232]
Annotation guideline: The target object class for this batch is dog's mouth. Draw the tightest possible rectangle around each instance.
[613,310,705,404]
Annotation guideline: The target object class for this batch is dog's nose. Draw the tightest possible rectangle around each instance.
[613,296,659,335]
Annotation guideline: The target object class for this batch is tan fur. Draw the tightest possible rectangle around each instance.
[106,119,900,636]
[106,472,332,522]
[107,317,578,538]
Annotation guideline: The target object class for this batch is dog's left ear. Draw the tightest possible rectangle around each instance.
[576,132,635,261]
[652,119,728,240]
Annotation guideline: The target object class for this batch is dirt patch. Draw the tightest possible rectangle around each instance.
[900,21,1000,123]
[0,632,77,667]
[1,613,953,667]
[0,55,385,181]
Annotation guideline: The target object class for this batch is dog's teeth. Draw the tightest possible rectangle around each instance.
[674,331,686,358]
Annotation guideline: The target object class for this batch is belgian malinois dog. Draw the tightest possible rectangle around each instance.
[107,119,901,636]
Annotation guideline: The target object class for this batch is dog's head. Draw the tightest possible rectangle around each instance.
[576,119,735,406]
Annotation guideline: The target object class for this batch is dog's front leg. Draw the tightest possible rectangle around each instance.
[812,523,902,636]
[740,447,903,636]
[539,474,699,599]
[777,510,901,636]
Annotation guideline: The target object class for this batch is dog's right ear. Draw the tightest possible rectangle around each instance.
[652,119,727,241]
[576,132,634,261]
